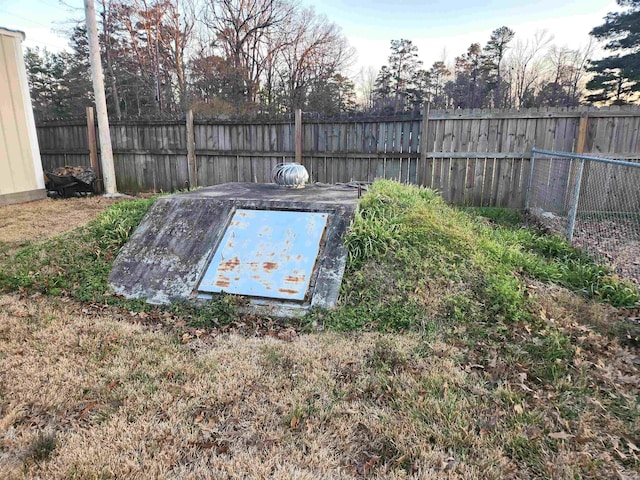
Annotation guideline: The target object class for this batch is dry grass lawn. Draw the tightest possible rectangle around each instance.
[0,196,122,248]
[0,291,638,479]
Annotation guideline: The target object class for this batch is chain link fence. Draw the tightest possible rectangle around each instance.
[526,148,640,285]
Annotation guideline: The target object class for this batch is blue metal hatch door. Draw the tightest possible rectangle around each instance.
[198,209,329,301]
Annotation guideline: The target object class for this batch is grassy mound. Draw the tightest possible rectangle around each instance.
[313,180,638,332]
[1,181,637,326]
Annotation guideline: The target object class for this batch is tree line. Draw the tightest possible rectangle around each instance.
[25,0,355,118]
[25,0,640,119]
[366,29,595,113]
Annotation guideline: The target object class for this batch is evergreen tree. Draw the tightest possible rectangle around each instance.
[373,65,393,112]
[63,26,93,114]
[407,69,431,111]
[446,43,486,108]
[24,47,65,117]
[24,44,92,118]
[306,74,356,115]
[587,0,640,104]
[483,26,515,107]
[388,39,423,112]
[426,61,450,108]
[372,40,424,113]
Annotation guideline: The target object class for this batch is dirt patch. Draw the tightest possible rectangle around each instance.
[0,196,124,247]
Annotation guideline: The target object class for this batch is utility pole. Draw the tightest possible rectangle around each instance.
[155,17,162,112]
[84,0,118,194]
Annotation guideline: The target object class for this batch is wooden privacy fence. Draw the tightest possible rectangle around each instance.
[36,106,640,208]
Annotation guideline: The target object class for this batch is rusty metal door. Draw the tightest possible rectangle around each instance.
[198,209,329,301]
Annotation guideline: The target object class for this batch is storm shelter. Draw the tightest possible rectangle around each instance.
[109,183,359,316]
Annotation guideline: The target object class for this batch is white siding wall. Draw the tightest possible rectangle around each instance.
[0,27,45,205]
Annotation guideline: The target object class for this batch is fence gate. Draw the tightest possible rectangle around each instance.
[526,148,640,284]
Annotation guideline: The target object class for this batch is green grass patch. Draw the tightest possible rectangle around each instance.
[0,199,154,307]
[463,206,522,227]
[168,294,241,328]
[26,433,57,463]
[474,211,639,307]
[314,180,638,332]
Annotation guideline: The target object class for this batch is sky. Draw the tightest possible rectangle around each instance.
[0,0,620,74]
[303,0,620,75]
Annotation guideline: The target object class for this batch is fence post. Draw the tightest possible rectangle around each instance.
[576,112,589,155]
[524,149,536,210]
[419,101,430,186]
[86,106,102,193]
[567,158,585,243]
[566,113,589,242]
[295,108,302,164]
[186,109,197,188]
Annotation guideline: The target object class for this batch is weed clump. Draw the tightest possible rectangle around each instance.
[365,339,408,374]
[169,294,241,328]
[25,433,57,463]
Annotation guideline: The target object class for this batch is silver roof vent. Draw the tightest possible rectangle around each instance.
[271,163,309,188]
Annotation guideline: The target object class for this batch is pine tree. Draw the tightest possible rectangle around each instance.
[587,0,640,104]
[483,26,515,107]
[24,45,91,117]
[388,39,423,112]
[446,43,485,109]
[306,74,356,115]
[407,69,431,111]
[26,48,58,116]
[426,61,450,108]
[373,66,393,112]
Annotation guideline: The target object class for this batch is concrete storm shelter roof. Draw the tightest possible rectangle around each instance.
[109,183,361,317]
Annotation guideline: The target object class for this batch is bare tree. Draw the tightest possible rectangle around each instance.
[567,39,595,103]
[160,0,198,108]
[355,66,377,111]
[102,0,197,113]
[204,0,292,107]
[100,0,122,119]
[535,40,595,106]
[505,30,553,107]
[48,0,362,115]
[116,0,167,112]
[275,8,354,111]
